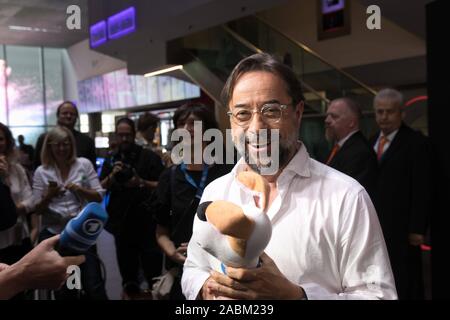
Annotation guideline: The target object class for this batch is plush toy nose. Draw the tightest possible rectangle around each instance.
[197,201,212,221]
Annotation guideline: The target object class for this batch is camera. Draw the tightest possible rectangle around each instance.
[112,153,135,185]
[114,163,135,184]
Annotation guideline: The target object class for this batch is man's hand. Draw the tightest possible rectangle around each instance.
[200,276,229,300]
[169,242,188,265]
[124,175,142,188]
[111,161,124,176]
[409,233,425,246]
[162,152,173,167]
[14,235,85,291]
[0,263,9,273]
[208,252,304,300]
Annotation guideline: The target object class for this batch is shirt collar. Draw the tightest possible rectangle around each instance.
[282,142,311,178]
[379,128,399,142]
[337,130,358,147]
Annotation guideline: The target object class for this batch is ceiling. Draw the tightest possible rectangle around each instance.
[87,0,292,75]
[0,0,289,48]
[358,0,434,39]
[343,55,427,88]
[0,0,434,48]
[0,0,88,47]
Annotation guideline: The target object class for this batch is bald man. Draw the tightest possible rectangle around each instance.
[324,97,377,199]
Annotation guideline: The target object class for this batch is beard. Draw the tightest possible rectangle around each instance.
[119,141,133,153]
[233,128,298,175]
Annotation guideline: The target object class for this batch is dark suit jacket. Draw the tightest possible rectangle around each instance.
[370,124,431,298]
[370,124,431,242]
[328,131,378,199]
[33,129,97,170]
[0,182,17,231]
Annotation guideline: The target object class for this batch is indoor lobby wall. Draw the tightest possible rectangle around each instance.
[257,0,425,70]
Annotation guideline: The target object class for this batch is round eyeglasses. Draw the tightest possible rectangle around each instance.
[48,141,71,148]
[227,102,290,127]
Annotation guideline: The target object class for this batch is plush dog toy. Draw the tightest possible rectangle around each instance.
[195,171,272,270]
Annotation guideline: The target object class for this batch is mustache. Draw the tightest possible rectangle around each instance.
[244,130,272,144]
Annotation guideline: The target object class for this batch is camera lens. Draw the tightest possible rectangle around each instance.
[115,164,134,184]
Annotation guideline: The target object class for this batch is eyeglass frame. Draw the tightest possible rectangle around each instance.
[47,141,72,148]
[226,102,291,127]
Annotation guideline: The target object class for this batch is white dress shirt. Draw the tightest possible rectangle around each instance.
[337,130,359,147]
[373,130,399,155]
[182,144,397,300]
[32,157,104,234]
[0,162,34,249]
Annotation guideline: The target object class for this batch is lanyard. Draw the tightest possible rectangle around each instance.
[180,162,209,199]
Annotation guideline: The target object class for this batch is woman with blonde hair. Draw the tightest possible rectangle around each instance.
[33,126,107,300]
[0,122,38,299]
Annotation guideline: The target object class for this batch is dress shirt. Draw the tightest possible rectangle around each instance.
[337,130,359,147]
[182,143,397,300]
[373,130,398,155]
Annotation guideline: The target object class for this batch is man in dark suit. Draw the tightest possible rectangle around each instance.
[33,101,97,169]
[370,88,431,300]
[324,97,377,198]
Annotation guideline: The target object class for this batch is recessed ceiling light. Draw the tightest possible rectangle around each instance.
[8,25,61,33]
[144,65,183,77]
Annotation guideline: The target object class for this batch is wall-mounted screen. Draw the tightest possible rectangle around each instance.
[77,69,201,113]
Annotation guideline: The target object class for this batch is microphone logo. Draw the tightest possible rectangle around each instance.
[83,219,103,235]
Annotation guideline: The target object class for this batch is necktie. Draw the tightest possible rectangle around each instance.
[326,144,340,165]
[377,135,388,161]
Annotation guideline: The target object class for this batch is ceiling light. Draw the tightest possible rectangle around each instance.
[8,25,61,33]
[144,65,183,77]
[9,25,33,31]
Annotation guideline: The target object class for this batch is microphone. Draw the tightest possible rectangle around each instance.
[197,201,212,222]
[58,202,108,256]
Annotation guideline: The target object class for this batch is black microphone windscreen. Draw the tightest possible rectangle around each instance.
[197,201,212,222]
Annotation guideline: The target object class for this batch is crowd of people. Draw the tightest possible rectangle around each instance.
[0,53,432,300]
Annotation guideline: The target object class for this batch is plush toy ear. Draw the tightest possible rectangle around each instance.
[236,171,270,211]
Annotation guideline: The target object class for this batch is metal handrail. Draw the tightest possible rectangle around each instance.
[221,25,330,111]
[253,15,377,96]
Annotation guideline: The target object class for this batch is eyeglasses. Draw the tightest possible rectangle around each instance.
[227,102,290,127]
[59,112,77,117]
[48,141,71,148]
[117,133,134,139]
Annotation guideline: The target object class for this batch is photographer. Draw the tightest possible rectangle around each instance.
[100,117,164,299]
